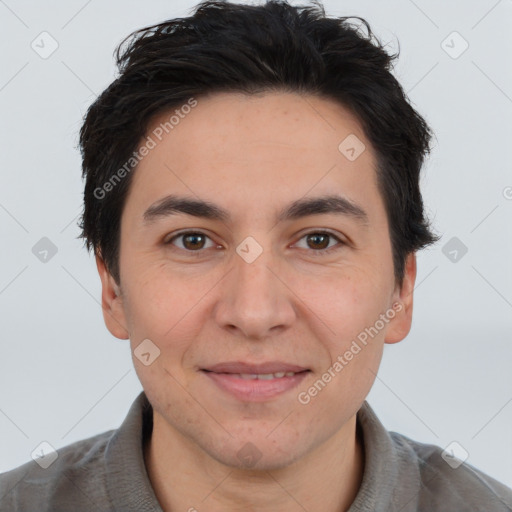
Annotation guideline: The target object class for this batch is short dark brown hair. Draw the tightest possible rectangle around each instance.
[78,0,438,286]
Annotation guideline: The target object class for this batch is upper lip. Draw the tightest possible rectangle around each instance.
[202,361,310,374]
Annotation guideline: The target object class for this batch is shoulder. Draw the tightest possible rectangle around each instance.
[390,431,512,512]
[0,429,115,512]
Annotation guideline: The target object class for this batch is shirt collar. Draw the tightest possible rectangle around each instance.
[105,391,162,511]
[348,400,401,511]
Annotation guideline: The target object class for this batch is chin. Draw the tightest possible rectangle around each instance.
[213,448,304,472]
[207,433,309,472]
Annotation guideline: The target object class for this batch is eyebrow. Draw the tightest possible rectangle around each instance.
[142,193,369,226]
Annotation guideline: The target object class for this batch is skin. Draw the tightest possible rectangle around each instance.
[96,91,416,511]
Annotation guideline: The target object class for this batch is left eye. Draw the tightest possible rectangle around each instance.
[165,231,344,255]
[294,231,343,253]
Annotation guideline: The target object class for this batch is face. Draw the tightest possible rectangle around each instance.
[97,91,416,470]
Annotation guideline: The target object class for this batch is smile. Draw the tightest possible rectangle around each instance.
[230,371,299,379]
[201,368,311,401]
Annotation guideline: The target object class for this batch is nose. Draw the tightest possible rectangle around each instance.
[212,243,296,340]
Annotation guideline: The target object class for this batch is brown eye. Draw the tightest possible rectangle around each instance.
[306,233,330,250]
[294,231,345,256]
[166,231,216,253]
[181,233,206,250]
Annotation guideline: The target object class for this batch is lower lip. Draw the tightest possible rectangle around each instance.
[202,371,310,402]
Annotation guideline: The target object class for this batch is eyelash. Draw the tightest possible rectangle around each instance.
[164,230,346,257]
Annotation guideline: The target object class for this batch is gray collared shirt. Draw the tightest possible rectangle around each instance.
[1,391,511,511]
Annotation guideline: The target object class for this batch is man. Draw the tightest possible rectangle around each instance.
[1,1,511,510]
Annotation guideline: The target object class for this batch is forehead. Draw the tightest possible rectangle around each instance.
[124,91,383,224]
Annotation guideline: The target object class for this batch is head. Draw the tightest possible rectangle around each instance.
[78,0,438,470]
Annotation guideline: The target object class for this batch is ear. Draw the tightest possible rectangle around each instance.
[384,252,417,345]
[95,254,130,340]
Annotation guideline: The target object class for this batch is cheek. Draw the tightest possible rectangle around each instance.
[122,261,200,338]
[298,268,390,401]
[297,268,390,343]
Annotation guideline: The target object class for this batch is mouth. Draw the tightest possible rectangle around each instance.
[200,362,311,401]
[203,370,305,380]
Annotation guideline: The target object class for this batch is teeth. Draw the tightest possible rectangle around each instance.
[236,372,297,379]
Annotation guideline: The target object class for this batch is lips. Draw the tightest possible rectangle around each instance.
[202,361,309,374]
[201,361,311,401]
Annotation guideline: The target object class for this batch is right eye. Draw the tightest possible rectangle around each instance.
[164,231,219,255]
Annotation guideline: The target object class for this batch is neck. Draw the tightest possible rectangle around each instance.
[144,412,365,512]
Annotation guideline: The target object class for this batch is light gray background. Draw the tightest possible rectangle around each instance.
[1,0,511,488]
